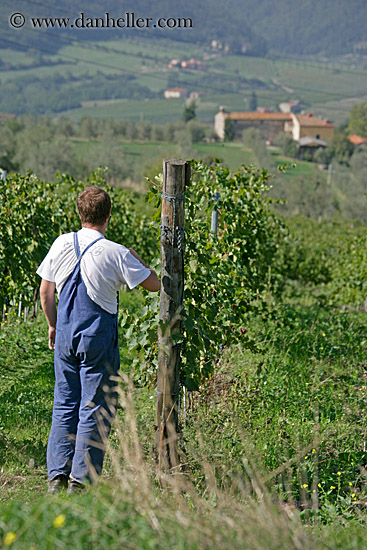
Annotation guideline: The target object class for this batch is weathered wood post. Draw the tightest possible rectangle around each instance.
[155,158,190,471]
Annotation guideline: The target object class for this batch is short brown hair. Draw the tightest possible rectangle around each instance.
[77,186,111,226]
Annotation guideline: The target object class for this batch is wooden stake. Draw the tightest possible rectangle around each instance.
[155,159,190,471]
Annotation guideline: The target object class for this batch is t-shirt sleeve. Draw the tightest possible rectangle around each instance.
[36,237,63,282]
[118,250,151,290]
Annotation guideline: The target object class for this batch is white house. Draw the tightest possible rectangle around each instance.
[164,88,188,99]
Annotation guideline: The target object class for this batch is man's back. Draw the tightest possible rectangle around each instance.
[37,227,151,314]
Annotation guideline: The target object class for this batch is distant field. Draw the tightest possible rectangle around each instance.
[62,96,254,124]
[70,139,255,171]
[69,138,319,179]
[211,55,278,80]
[269,148,316,178]
[64,98,187,123]
[311,94,367,125]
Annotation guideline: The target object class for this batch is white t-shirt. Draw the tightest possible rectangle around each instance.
[36,227,151,314]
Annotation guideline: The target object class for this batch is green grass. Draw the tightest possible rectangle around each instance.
[0,317,54,476]
[1,287,367,547]
[269,148,316,178]
[184,301,367,499]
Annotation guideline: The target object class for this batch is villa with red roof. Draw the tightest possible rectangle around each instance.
[214,107,334,142]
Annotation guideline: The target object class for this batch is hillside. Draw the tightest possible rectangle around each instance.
[0,0,366,56]
[0,33,367,124]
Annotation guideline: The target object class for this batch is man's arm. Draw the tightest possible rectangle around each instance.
[39,279,57,350]
[128,248,160,292]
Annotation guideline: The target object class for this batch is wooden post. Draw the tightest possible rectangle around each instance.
[155,158,190,471]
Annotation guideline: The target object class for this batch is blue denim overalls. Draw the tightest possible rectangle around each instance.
[47,232,120,483]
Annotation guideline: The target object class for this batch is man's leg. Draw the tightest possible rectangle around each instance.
[71,332,119,483]
[47,336,81,481]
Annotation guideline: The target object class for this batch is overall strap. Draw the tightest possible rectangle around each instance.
[73,232,104,261]
[73,232,81,259]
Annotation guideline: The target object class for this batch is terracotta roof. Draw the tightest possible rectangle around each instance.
[349,134,367,145]
[165,88,187,92]
[223,112,291,121]
[293,113,334,127]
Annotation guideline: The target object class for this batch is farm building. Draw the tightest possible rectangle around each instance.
[214,108,334,143]
[214,108,292,141]
[297,136,329,159]
[0,113,16,122]
[291,113,334,142]
[181,58,207,70]
[164,88,188,99]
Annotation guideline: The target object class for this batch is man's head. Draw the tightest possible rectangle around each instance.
[77,186,111,227]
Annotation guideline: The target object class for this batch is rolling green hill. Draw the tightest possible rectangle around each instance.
[0,0,365,56]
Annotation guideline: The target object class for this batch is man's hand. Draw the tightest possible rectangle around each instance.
[40,279,57,351]
[48,326,56,350]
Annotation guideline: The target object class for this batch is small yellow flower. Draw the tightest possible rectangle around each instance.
[349,482,353,486]
[53,514,66,528]
[312,449,316,454]
[4,532,17,546]
[302,483,308,488]
[337,471,341,476]
[352,493,356,498]
[304,456,308,460]
[318,483,322,488]
[330,486,336,490]
[322,332,326,336]
[313,489,316,493]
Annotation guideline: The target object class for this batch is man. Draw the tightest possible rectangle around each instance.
[37,186,160,494]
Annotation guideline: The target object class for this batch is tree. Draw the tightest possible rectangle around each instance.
[183,100,196,123]
[249,92,258,112]
[89,139,132,183]
[186,120,206,143]
[224,118,235,141]
[348,103,367,137]
[14,136,77,181]
[329,131,354,165]
[274,132,298,159]
[314,147,333,165]
[174,128,195,158]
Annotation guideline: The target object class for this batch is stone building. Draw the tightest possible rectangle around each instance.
[290,113,334,142]
[214,108,292,141]
[214,108,334,143]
